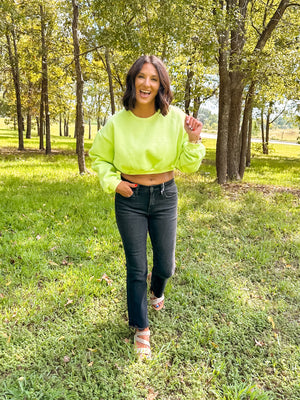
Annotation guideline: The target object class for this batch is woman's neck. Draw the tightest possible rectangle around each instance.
[131,104,156,118]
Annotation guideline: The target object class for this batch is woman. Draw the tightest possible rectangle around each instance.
[89,55,205,359]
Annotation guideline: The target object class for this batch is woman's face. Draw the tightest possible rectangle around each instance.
[134,63,160,109]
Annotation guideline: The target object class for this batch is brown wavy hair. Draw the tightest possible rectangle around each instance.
[122,55,173,116]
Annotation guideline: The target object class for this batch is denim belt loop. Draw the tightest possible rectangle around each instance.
[160,182,165,195]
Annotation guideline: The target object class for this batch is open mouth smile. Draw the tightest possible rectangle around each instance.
[139,90,151,97]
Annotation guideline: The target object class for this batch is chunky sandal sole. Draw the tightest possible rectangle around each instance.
[134,330,151,360]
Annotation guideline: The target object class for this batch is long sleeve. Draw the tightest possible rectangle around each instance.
[175,140,206,173]
[89,121,121,193]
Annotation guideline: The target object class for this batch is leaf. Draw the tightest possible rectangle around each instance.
[49,260,58,266]
[255,338,265,347]
[63,356,70,363]
[64,298,73,307]
[268,316,276,330]
[88,361,94,367]
[147,388,158,400]
[98,273,113,285]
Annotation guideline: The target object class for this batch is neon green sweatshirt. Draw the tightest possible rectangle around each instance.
[89,105,206,193]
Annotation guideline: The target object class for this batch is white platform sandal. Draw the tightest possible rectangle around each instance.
[150,293,165,311]
[134,329,151,360]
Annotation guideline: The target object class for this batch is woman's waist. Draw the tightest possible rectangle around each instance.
[121,171,174,186]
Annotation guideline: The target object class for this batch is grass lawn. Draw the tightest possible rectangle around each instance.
[0,129,299,399]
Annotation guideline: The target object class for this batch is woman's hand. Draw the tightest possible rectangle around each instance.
[116,181,137,197]
[184,115,203,143]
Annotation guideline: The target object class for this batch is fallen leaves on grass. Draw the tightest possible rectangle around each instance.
[147,388,158,400]
[223,182,300,198]
[48,260,58,266]
[97,273,113,285]
[254,339,265,347]
[64,298,73,307]
[63,356,70,363]
[268,316,276,330]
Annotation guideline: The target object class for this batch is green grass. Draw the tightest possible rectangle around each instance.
[0,130,299,399]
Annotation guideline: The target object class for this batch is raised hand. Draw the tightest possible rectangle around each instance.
[184,115,203,143]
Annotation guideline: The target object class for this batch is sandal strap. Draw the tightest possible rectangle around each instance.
[150,294,164,306]
[135,337,150,346]
[134,330,151,359]
[134,330,150,347]
[135,330,150,337]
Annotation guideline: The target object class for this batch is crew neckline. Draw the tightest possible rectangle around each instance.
[128,109,161,121]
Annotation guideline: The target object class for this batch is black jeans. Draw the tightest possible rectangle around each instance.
[115,178,178,329]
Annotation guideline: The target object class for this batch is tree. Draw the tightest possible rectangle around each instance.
[215,0,296,183]
[2,1,24,150]
[39,4,51,153]
[71,0,87,174]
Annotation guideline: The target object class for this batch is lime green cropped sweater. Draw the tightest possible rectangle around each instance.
[89,105,206,193]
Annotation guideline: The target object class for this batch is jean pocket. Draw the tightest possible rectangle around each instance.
[163,185,178,199]
[117,188,137,199]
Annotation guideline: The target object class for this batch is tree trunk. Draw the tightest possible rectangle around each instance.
[26,110,31,139]
[239,81,255,178]
[64,117,69,137]
[36,117,39,137]
[216,28,231,184]
[226,0,248,181]
[72,0,86,174]
[261,108,266,153]
[5,28,24,150]
[39,74,45,149]
[184,65,194,115]
[264,103,272,155]
[40,5,51,154]
[227,71,244,181]
[105,47,116,115]
[246,108,252,167]
[89,118,91,139]
[193,96,201,119]
[59,114,62,136]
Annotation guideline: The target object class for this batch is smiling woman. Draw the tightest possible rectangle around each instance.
[123,55,173,117]
[134,63,160,117]
[89,55,205,360]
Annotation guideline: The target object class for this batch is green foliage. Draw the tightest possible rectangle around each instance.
[0,131,299,399]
